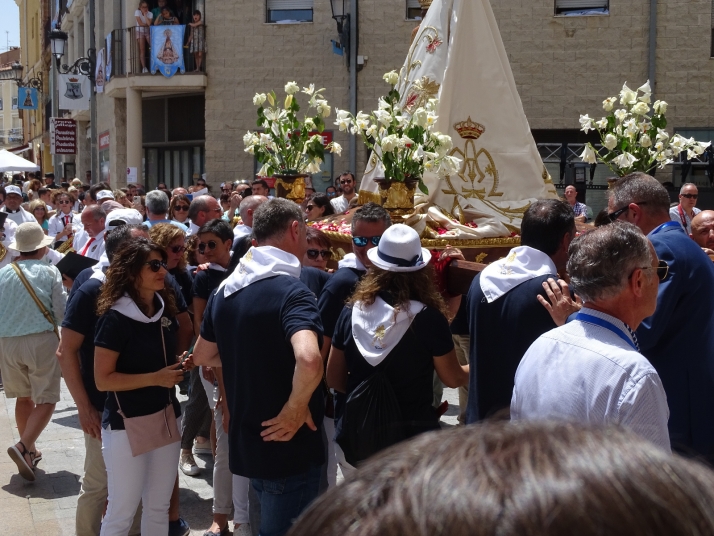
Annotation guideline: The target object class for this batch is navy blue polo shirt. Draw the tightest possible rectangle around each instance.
[317,267,365,338]
[192,268,228,300]
[300,267,332,297]
[170,267,194,307]
[201,275,325,479]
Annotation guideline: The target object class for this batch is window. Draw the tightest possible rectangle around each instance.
[406,0,422,20]
[266,0,313,23]
[12,97,18,110]
[555,0,608,16]
[0,99,3,111]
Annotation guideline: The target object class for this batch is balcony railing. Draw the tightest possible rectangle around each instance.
[127,25,206,76]
[108,29,125,77]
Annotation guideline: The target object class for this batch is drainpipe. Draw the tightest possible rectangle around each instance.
[89,0,97,184]
[348,0,358,174]
[648,0,657,99]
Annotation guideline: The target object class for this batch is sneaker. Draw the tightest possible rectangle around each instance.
[142,67,148,73]
[235,524,252,536]
[168,517,190,536]
[193,438,212,455]
[179,451,200,476]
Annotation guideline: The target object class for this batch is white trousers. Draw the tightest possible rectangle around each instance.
[100,420,181,536]
[323,417,338,489]
[200,370,250,524]
[334,440,356,479]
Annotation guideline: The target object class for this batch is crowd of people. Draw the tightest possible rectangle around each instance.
[1,169,714,535]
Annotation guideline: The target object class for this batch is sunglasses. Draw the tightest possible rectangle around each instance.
[169,245,186,254]
[340,180,353,185]
[306,204,317,211]
[58,200,72,205]
[632,260,669,282]
[681,194,698,199]
[608,201,648,223]
[173,205,189,212]
[145,259,168,272]
[198,240,219,253]
[352,235,381,247]
[306,249,332,260]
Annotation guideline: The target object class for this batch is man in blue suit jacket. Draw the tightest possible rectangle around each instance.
[609,172,714,462]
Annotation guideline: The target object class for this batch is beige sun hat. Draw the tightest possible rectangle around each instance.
[8,222,54,252]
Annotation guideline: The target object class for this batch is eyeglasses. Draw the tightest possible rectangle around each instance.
[681,194,698,199]
[145,259,168,272]
[198,240,218,254]
[306,204,316,211]
[173,205,189,212]
[608,201,648,222]
[169,245,186,254]
[306,249,332,260]
[352,235,381,247]
[58,200,72,205]
[631,260,669,282]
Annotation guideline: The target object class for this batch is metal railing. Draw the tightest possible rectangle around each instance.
[127,25,206,76]
[108,29,125,77]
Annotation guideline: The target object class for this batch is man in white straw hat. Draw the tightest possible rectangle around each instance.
[0,222,66,481]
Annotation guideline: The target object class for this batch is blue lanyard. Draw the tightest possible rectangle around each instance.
[575,313,638,351]
[649,221,681,236]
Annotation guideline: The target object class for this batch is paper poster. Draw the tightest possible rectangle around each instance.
[18,87,38,110]
[127,167,138,183]
[150,25,185,78]
[95,48,105,93]
[58,74,91,110]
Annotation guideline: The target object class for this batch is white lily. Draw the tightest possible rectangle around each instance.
[253,93,267,106]
[620,83,638,106]
[284,81,299,95]
[637,81,652,103]
[614,109,628,123]
[631,102,650,116]
[640,134,653,148]
[603,133,618,151]
[612,152,637,169]
[301,84,315,95]
[653,100,668,114]
[580,144,598,164]
[656,128,669,142]
[412,108,428,128]
[330,142,342,156]
[381,135,399,152]
[383,70,399,85]
[603,97,617,112]
[579,114,594,133]
[595,118,609,130]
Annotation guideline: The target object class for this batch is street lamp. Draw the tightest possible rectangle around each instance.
[49,28,96,82]
[10,62,43,91]
[330,0,350,65]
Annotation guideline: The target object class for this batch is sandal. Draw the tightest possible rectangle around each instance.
[30,449,42,467]
[7,442,36,481]
[202,525,230,536]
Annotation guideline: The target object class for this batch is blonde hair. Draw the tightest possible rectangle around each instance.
[28,199,49,224]
[149,223,187,271]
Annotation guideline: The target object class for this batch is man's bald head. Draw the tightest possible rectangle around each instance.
[690,210,714,250]
[239,195,269,227]
[188,195,222,226]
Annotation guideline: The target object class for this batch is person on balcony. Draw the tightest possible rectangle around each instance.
[188,10,206,72]
[155,6,180,26]
[135,1,153,74]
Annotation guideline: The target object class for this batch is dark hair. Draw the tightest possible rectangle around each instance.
[0,186,5,200]
[610,172,671,216]
[520,199,575,256]
[288,422,714,536]
[326,186,336,193]
[185,235,200,266]
[310,193,335,217]
[105,223,149,262]
[38,187,49,197]
[594,208,611,227]
[252,198,304,243]
[193,9,201,17]
[252,179,269,190]
[351,202,392,234]
[340,171,355,182]
[97,238,177,317]
[60,182,70,189]
[306,227,331,250]
[44,173,54,179]
[89,182,111,202]
[169,193,192,220]
[198,219,233,243]
[220,193,230,204]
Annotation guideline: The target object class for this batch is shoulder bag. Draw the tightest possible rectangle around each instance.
[114,322,180,457]
[11,263,60,339]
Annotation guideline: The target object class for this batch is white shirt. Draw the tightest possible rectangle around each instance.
[330,195,352,214]
[1,206,36,226]
[669,205,701,235]
[48,212,81,240]
[187,220,200,237]
[232,224,252,246]
[511,308,671,452]
[75,230,106,261]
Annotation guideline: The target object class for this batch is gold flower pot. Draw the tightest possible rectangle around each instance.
[374,178,419,218]
[274,173,309,205]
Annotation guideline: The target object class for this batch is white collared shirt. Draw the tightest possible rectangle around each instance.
[1,206,36,226]
[75,230,106,261]
[511,308,671,452]
[330,195,351,214]
[187,220,200,237]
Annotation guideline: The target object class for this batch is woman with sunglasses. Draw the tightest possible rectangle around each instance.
[149,223,192,310]
[300,227,334,298]
[169,194,191,225]
[48,193,78,248]
[94,238,187,535]
[305,193,335,222]
[28,200,50,234]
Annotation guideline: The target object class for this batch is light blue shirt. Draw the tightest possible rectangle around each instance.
[0,260,67,338]
[511,308,670,452]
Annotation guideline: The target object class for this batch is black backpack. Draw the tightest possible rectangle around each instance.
[336,352,405,467]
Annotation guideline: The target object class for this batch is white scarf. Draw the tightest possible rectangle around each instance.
[352,297,425,366]
[110,292,165,323]
[338,253,366,271]
[479,246,557,303]
[220,246,301,297]
[90,252,110,281]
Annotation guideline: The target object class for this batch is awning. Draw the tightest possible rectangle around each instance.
[7,143,30,155]
[0,149,40,172]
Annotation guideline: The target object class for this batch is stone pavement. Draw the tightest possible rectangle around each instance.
[0,378,460,535]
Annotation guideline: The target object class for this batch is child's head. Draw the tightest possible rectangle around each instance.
[161,7,171,16]
[193,10,202,20]
[139,1,148,10]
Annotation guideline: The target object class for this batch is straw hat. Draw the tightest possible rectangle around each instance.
[8,222,53,252]
[367,224,431,273]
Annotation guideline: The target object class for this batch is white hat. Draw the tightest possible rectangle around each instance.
[5,185,22,197]
[366,224,431,273]
[96,190,115,202]
[105,208,144,231]
[8,222,54,252]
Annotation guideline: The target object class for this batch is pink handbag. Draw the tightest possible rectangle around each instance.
[114,324,180,457]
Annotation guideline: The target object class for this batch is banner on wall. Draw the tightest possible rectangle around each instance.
[18,87,38,110]
[106,33,112,81]
[150,26,185,78]
[95,48,106,93]
[58,73,91,110]
[50,118,77,155]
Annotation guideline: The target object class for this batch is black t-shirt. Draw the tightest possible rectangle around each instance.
[450,297,469,335]
[94,302,181,430]
[300,267,331,297]
[317,267,365,339]
[192,268,228,300]
[62,278,106,412]
[70,266,94,300]
[201,275,325,479]
[332,299,454,439]
[170,267,194,308]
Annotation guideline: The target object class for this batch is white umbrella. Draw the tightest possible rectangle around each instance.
[0,149,41,173]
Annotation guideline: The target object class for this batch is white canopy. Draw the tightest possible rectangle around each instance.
[0,149,40,173]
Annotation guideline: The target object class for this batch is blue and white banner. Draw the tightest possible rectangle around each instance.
[106,33,112,82]
[18,87,38,110]
[150,25,185,78]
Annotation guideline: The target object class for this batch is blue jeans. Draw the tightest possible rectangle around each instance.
[251,464,321,536]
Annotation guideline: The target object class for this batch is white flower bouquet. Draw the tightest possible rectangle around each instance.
[579,81,710,175]
[334,71,461,194]
[244,82,341,177]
